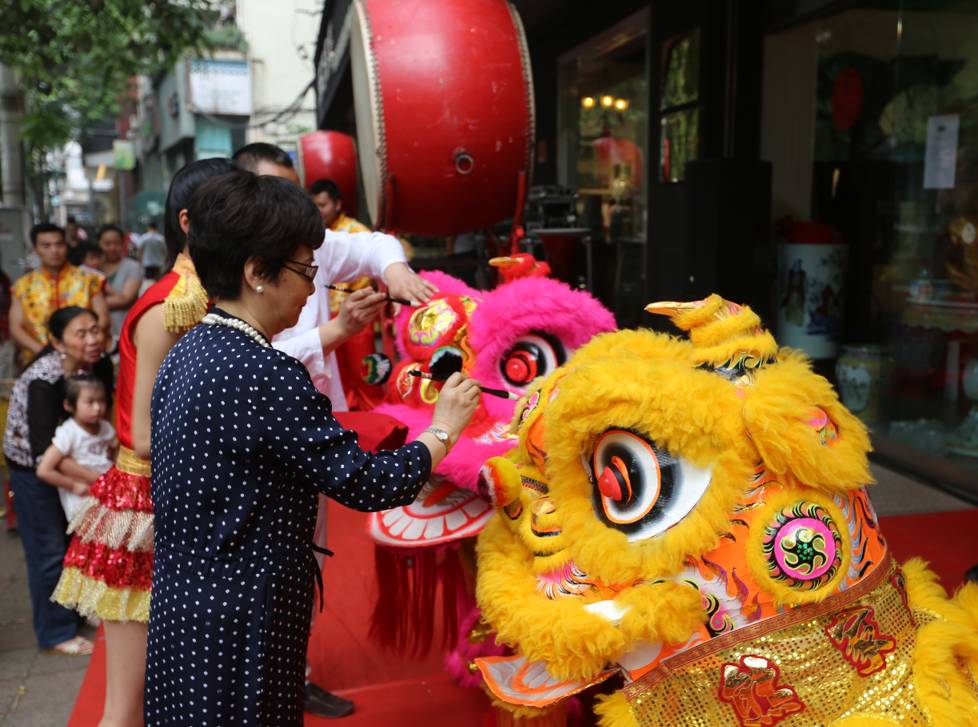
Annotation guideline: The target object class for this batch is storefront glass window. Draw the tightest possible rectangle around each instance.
[660,29,700,183]
[558,14,649,243]
[762,1,978,491]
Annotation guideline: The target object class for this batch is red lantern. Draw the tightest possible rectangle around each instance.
[300,131,360,218]
[350,0,534,236]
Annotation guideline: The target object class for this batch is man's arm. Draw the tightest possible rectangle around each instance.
[322,229,436,304]
[323,228,407,283]
[8,295,43,355]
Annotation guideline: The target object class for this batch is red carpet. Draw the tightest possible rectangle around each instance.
[878,508,978,593]
[68,507,978,726]
[67,503,491,727]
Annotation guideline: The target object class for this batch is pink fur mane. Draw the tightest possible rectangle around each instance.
[380,271,615,490]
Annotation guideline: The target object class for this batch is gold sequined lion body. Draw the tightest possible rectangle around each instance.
[474,295,978,727]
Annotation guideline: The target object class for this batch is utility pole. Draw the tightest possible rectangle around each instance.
[0,64,26,207]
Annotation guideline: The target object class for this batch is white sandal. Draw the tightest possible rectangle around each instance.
[48,635,94,656]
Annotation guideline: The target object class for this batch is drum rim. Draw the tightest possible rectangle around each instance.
[506,1,536,188]
[353,0,387,228]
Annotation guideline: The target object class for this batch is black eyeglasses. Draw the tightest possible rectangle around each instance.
[282,259,319,282]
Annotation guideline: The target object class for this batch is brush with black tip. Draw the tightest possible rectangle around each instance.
[409,346,519,400]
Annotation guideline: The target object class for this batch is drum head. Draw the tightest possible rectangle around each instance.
[351,0,383,227]
[350,0,534,235]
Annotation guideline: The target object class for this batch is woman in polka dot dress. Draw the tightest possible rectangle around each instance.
[53,158,235,726]
[144,170,480,725]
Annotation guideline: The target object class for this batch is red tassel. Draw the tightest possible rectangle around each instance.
[369,542,470,658]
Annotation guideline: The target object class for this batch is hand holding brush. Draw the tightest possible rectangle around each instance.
[325,283,414,306]
[408,347,519,400]
[408,370,518,400]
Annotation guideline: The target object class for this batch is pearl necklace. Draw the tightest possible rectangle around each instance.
[201,312,270,348]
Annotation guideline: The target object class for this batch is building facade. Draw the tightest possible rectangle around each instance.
[314,0,978,497]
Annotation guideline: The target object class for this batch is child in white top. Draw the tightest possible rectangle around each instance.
[37,374,117,522]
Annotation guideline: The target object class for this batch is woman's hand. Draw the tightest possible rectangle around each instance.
[431,372,482,443]
[335,287,388,339]
[384,263,438,305]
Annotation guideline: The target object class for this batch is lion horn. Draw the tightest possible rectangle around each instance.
[644,294,778,381]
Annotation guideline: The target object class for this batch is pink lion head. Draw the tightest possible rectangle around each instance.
[378,270,615,491]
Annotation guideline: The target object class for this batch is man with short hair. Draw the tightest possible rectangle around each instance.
[309,178,356,232]
[9,223,109,367]
[136,221,167,280]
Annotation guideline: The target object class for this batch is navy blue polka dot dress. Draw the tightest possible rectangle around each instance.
[144,314,431,726]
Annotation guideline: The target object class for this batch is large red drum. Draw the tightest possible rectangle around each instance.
[300,130,360,218]
[350,0,534,236]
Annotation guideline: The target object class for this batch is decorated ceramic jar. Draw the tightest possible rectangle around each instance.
[835,344,889,423]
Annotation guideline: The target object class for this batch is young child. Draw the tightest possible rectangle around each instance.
[77,242,106,276]
[37,374,117,523]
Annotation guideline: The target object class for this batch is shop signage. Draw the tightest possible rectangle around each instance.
[113,140,136,171]
[188,59,252,116]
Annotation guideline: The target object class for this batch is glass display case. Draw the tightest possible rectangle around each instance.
[763,0,978,492]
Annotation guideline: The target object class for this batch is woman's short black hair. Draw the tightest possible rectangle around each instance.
[27,306,98,367]
[187,169,324,299]
[96,223,125,242]
[48,306,97,342]
[163,157,237,270]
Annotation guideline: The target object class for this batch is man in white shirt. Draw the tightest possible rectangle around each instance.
[232,143,436,410]
[136,221,167,280]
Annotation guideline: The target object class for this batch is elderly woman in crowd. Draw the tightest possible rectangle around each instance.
[3,306,111,655]
[143,170,481,726]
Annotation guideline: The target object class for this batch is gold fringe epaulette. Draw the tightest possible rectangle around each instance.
[163,253,208,334]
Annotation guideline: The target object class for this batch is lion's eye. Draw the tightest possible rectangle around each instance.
[589,429,711,541]
[500,332,566,390]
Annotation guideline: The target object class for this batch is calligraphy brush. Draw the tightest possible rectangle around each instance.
[408,370,519,400]
[324,283,413,306]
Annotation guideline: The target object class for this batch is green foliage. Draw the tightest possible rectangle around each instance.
[0,0,220,149]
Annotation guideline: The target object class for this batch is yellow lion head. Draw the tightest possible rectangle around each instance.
[474,295,904,722]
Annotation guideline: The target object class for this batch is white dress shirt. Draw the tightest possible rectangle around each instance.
[272,228,406,412]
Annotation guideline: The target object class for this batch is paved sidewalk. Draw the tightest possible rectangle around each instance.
[0,526,93,727]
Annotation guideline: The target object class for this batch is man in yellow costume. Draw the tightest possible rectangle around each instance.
[10,223,109,368]
[474,295,978,727]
